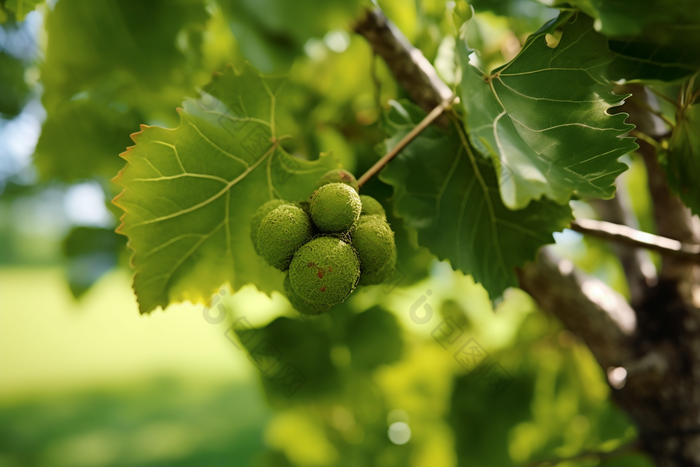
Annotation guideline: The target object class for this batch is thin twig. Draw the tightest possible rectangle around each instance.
[370,50,382,125]
[356,95,456,188]
[633,98,675,128]
[648,86,680,108]
[522,440,639,467]
[631,130,663,151]
[571,219,700,262]
[682,71,698,107]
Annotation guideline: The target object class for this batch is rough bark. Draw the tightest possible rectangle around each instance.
[355,9,700,467]
[353,9,453,117]
[517,249,635,369]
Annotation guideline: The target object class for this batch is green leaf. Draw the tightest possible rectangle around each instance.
[0,51,29,117]
[1,0,42,21]
[345,306,403,370]
[459,12,637,210]
[62,226,127,298]
[380,101,573,300]
[559,0,700,83]
[237,316,342,405]
[663,101,700,215]
[452,1,473,31]
[35,0,210,182]
[113,66,340,314]
[607,31,700,84]
[562,0,700,37]
[219,0,363,73]
[34,99,139,182]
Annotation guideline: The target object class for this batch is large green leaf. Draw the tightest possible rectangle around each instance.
[459,12,637,210]
[113,66,339,314]
[380,101,572,299]
[663,99,700,216]
[560,0,700,82]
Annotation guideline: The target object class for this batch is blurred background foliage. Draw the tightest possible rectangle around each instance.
[0,0,665,465]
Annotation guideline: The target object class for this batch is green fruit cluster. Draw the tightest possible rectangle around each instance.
[249,170,397,315]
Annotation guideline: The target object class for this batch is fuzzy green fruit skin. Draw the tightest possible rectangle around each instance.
[352,215,395,275]
[289,236,360,307]
[257,205,314,270]
[310,183,362,233]
[316,169,359,192]
[284,274,330,315]
[359,195,386,219]
[359,248,396,285]
[250,199,292,254]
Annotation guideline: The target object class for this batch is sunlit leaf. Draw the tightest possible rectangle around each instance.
[459,12,637,210]
[380,101,572,299]
[113,66,340,313]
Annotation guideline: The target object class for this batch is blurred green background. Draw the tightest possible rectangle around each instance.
[0,0,657,465]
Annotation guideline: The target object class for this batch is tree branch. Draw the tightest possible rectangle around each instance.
[356,95,455,188]
[354,5,636,369]
[518,248,635,368]
[639,139,700,281]
[571,219,700,262]
[355,9,700,464]
[353,8,453,115]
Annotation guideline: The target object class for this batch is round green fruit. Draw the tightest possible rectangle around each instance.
[257,205,314,270]
[289,236,360,307]
[284,274,330,316]
[352,215,396,279]
[250,199,292,254]
[359,248,396,286]
[310,183,362,233]
[360,195,386,219]
[316,169,359,193]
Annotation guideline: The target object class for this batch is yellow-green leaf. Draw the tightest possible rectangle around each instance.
[113,66,339,313]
